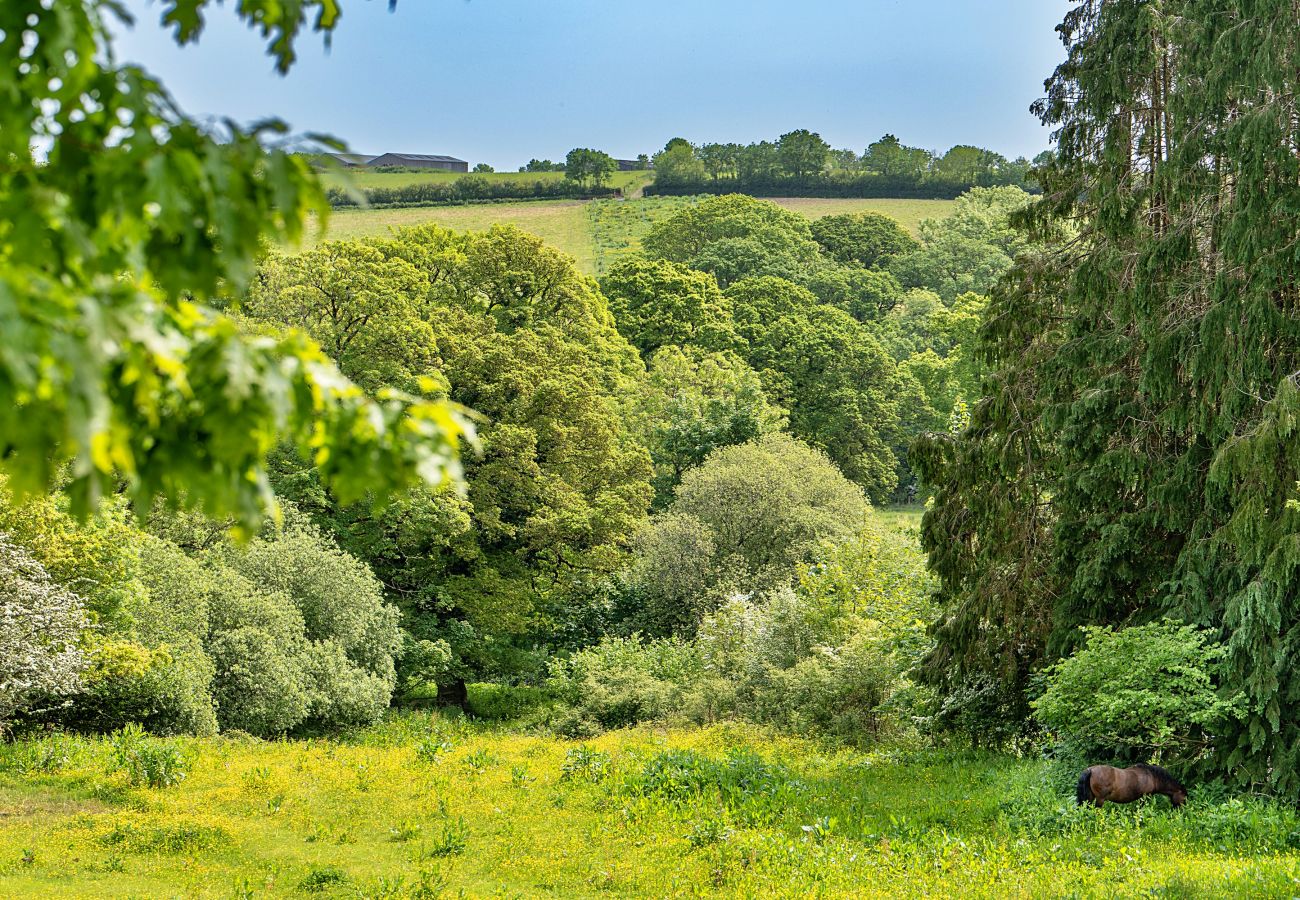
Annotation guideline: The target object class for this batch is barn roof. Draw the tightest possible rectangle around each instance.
[323,152,377,166]
[376,153,467,164]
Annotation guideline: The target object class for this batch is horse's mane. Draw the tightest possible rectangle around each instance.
[1135,763,1185,790]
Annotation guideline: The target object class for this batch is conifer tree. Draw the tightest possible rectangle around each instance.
[918,0,1300,790]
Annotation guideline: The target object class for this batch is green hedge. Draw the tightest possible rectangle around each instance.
[327,176,618,209]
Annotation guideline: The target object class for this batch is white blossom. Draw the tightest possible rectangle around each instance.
[0,532,88,725]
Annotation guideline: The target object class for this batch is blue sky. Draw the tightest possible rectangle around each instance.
[113,0,1070,170]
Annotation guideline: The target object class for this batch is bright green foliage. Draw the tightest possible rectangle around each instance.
[641,195,822,287]
[257,225,654,683]
[776,129,831,179]
[631,434,869,630]
[0,480,145,626]
[564,148,618,188]
[0,0,464,528]
[803,265,905,322]
[629,347,786,506]
[880,290,988,445]
[888,187,1032,302]
[917,2,1300,789]
[546,636,704,734]
[811,212,919,269]
[247,242,437,393]
[554,512,933,739]
[726,278,902,498]
[1033,623,1243,765]
[600,259,739,356]
[697,521,934,741]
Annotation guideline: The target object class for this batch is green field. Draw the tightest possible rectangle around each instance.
[768,197,952,234]
[306,196,956,276]
[2,718,1297,899]
[320,169,654,194]
[313,202,597,271]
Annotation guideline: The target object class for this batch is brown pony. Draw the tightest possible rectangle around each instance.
[1076,764,1188,808]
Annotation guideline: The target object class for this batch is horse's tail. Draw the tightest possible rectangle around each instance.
[1075,768,1092,805]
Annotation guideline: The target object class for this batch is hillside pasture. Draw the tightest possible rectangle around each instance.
[308,201,596,271]
[769,197,955,234]
[304,195,958,276]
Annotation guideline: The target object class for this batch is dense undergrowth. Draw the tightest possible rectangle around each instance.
[1,713,1298,898]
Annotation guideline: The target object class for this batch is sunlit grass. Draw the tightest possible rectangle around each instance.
[300,195,954,276]
[768,197,955,233]
[2,716,1298,898]
[319,169,654,193]
[305,201,596,272]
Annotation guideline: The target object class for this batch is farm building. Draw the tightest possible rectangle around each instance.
[322,152,376,167]
[615,158,645,171]
[367,153,469,172]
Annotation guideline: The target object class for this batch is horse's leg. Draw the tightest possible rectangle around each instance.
[1093,798,1104,809]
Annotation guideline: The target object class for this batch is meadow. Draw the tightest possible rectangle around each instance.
[2,716,1298,899]
[319,169,655,194]
[307,196,955,275]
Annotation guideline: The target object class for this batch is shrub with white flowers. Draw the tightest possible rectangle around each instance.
[0,534,89,726]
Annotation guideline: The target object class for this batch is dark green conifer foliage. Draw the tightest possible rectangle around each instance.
[918,0,1300,789]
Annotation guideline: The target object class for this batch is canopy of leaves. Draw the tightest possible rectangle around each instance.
[811,212,919,269]
[0,0,464,528]
[257,225,654,681]
[887,187,1033,302]
[632,433,869,631]
[641,195,823,287]
[628,347,786,507]
[600,259,739,356]
[726,278,902,500]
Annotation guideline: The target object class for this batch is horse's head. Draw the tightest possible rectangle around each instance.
[1170,786,1188,808]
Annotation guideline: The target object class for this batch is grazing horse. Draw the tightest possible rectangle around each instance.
[1076,763,1187,808]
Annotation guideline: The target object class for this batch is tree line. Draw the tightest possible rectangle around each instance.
[648,132,1046,199]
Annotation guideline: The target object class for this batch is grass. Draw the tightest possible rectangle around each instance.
[309,201,597,272]
[2,717,1300,898]
[303,194,956,277]
[319,169,654,193]
[768,197,955,234]
[877,504,925,535]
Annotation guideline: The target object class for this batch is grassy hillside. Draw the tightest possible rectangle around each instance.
[311,201,597,271]
[2,718,1296,898]
[320,169,654,193]
[770,197,954,235]
[305,196,957,277]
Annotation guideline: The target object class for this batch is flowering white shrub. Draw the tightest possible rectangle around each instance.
[0,534,88,726]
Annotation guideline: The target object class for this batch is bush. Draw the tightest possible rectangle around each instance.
[547,636,702,733]
[0,534,88,727]
[1032,621,1245,763]
[61,634,218,737]
[213,524,403,732]
[324,176,616,209]
[631,434,869,632]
